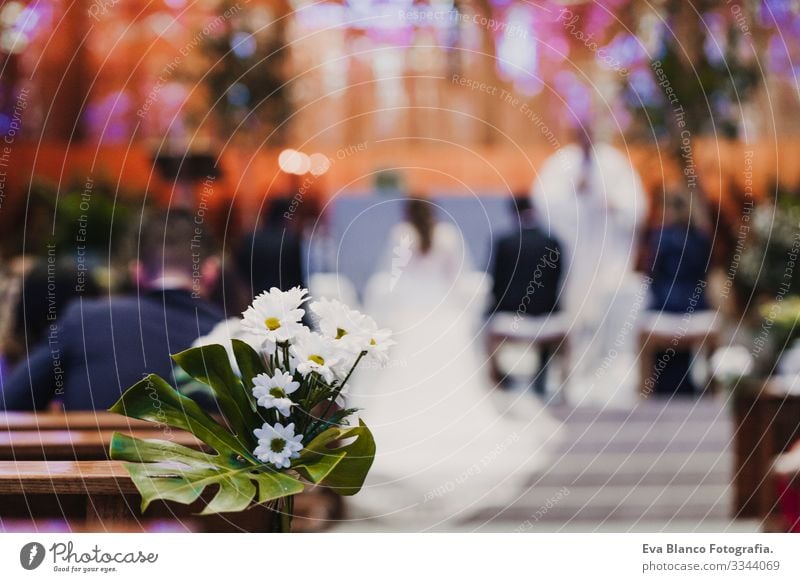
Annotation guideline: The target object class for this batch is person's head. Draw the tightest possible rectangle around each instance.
[570,124,594,158]
[510,194,535,226]
[7,259,100,364]
[662,191,692,227]
[129,208,220,294]
[406,197,435,254]
[262,196,293,228]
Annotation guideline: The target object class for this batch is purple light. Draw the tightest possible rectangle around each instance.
[626,68,660,107]
[231,32,256,59]
[759,0,796,28]
[767,32,795,76]
[603,32,648,69]
[702,12,727,66]
[554,70,592,126]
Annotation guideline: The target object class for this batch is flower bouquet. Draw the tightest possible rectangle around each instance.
[107,287,392,532]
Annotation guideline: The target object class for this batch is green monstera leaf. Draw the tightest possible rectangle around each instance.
[110,433,304,514]
[171,344,262,448]
[108,345,377,518]
[109,374,305,514]
[110,374,251,458]
[292,421,376,496]
[230,339,269,390]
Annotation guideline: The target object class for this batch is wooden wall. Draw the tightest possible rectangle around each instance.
[1,137,794,235]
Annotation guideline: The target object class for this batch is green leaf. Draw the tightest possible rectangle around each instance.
[110,432,304,514]
[108,359,377,517]
[308,408,360,438]
[293,420,376,496]
[172,345,260,449]
[253,472,306,503]
[203,473,257,514]
[109,374,254,460]
[231,339,267,393]
[293,450,347,484]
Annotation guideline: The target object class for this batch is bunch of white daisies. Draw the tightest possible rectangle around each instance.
[237,287,393,470]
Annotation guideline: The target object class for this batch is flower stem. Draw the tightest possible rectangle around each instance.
[279,496,293,533]
[309,350,367,434]
[280,342,290,370]
[262,348,276,376]
[295,374,318,435]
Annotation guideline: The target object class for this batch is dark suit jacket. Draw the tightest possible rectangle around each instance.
[237,227,304,296]
[490,227,563,316]
[1,289,222,411]
[647,225,711,313]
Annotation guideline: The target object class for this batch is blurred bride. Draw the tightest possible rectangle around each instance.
[348,198,561,529]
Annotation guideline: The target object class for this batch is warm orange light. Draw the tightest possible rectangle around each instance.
[309,153,331,176]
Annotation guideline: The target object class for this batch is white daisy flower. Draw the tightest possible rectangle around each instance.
[241,286,309,348]
[310,298,369,351]
[338,312,395,365]
[360,317,395,366]
[253,422,303,469]
[289,328,343,383]
[252,371,300,416]
[311,298,394,365]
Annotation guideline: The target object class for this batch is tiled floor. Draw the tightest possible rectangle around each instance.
[334,396,761,532]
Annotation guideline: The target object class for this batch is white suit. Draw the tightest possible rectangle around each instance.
[531,143,648,407]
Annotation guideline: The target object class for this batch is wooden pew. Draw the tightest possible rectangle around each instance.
[0,460,338,532]
[0,430,202,461]
[486,313,570,399]
[637,311,720,397]
[732,378,800,521]
[0,412,341,531]
[0,411,152,431]
[0,460,143,531]
[0,460,276,532]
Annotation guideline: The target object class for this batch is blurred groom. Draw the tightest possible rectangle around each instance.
[488,196,563,395]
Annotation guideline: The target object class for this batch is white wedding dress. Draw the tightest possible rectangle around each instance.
[347,222,562,529]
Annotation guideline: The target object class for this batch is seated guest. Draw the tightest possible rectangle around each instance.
[1,210,223,410]
[489,196,563,394]
[645,191,712,395]
[4,259,100,368]
[236,196,304,297]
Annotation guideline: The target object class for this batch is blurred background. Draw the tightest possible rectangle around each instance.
[1,0,800,533]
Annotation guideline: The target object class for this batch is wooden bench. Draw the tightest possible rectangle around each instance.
[0,411,342,531]
[0,460,340,532]
[0,411,152,431]
[0,430,202,461]
[638,311,720,397]
[732,378,800,521]
[0,460,142,531]
[486,313,569,398]
[0,460,284,532]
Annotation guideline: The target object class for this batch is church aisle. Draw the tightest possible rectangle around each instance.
[335,397,760,532]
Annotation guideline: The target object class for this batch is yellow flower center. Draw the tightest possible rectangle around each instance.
[370,338,377,346]
[264,317,281,331]
[269,387,286,398]
[309,355,325,366]
[270,438,286,453]
[336,328,348,339]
